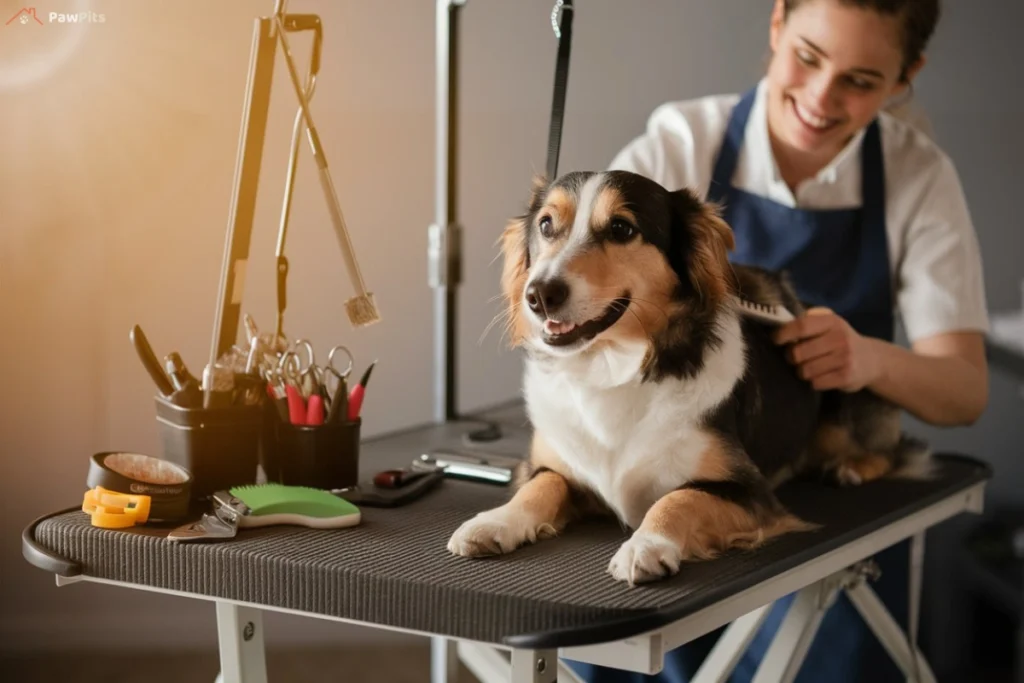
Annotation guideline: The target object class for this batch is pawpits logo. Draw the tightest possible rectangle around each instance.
[5,7,106,26]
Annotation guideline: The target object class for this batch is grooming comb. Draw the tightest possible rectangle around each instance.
[167,483,361,543]
[274,14,380,328]
[733,295,795,326]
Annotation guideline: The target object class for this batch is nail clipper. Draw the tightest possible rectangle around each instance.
[167,491,251,543]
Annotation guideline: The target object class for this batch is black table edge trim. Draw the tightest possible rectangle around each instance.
[23,506,83,577]
[21,454,992,651]
[502,452,992,649]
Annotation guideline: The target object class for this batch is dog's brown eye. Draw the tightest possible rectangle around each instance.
[539,216,554,238]
[609,219,636,243]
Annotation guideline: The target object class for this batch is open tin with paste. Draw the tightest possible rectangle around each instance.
[86,451,193,522]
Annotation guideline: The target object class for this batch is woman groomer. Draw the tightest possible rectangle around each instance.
[571,0,990,681]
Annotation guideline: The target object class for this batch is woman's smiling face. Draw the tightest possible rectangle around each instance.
[765,0,921,158]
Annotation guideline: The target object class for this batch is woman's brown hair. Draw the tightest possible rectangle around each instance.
[782,0,940,81]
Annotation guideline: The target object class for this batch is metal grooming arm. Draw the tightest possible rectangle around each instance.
[208,11,278,365]
[427,0,570,425]
[209,1,374,370]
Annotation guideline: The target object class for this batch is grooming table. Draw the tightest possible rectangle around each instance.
[23,404,990,683]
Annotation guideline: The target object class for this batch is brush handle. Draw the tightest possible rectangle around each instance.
[316,165,371,298]
[286,384,306,425]
[130,325,174,396]
[327,375,348,424]
[347,384,365,422]
[306,393,325,426]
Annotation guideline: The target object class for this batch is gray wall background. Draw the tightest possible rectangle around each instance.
[1,0,1021,676]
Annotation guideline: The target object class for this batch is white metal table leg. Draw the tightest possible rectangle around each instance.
[433,637,461,683]
[457,642,508,683]
[692,603,772,683]
[215,602,268,683]
[458,644,567,683]
[752,581,837,683]
[511,649,558,683]
[908,530,926,682]
[846,579,937,683]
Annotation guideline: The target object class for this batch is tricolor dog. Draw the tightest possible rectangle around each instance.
[448,170,930,585]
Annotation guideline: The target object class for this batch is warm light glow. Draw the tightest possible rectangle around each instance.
[0,1,251,232]
[0,0,93,90]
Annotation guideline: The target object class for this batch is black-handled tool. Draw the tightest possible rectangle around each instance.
[326,374,348,424]
[164,352,203,407]
[130,324,174,396]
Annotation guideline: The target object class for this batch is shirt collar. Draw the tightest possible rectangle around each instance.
[748,77,865,188]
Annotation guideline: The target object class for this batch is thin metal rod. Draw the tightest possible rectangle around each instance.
[431,0,465,423]
[692,604,772,683]
[847,579,937,682]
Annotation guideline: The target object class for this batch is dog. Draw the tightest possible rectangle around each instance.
[447,170,932,586]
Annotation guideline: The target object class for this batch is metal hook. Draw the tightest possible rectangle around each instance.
[551,0,573,39]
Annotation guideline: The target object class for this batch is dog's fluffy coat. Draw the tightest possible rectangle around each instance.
[447,170,931,585]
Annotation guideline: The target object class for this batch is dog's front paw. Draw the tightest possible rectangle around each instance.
[447,507,556,558]
[608,531,683,586]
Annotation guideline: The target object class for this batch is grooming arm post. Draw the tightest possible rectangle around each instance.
[209,16,277,366]
[429,0,466,423]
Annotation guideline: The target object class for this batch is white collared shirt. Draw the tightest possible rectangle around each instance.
[609,79,990,343]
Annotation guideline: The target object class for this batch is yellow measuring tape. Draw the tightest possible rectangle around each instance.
[82,486,152,529]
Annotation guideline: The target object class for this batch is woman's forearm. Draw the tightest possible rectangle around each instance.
[865,335,989,427]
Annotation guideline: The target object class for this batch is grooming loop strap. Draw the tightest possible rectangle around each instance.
[546,0,574,181]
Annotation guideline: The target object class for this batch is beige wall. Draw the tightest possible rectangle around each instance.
[1,0,1021,663]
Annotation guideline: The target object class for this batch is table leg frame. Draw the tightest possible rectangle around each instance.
[46,482,983,683]
[215,602,268,683]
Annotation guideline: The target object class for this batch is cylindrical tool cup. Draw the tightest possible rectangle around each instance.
[265,418,361,490]
[154,396,262,499]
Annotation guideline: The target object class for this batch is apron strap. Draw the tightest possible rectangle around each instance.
[859,119,885,232]
[707,86,757,204]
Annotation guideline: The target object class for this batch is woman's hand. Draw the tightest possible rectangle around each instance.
[773,307,880,392]
[773,307,988,426]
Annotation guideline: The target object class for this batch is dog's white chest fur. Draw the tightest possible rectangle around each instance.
[523,313,745,529]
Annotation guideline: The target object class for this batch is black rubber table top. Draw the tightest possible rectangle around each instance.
[23,406,990,649]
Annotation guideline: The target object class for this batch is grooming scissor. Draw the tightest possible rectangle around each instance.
[321,344,358,423]
[273,341,355,425]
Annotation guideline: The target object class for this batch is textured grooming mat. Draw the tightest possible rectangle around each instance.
[25,412,989,649]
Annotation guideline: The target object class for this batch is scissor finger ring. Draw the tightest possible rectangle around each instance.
[327,344,354,377]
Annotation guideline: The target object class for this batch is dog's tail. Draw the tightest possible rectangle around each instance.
[888,433,937,481]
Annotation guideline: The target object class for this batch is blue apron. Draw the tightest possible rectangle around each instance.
[568,86,910,682]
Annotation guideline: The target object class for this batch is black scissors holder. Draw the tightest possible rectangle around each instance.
[154,396,263,499]
[262,417,361,491]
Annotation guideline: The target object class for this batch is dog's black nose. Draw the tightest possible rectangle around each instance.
[525,278,570,316]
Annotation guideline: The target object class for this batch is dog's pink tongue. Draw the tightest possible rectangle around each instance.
[545,319,576,335]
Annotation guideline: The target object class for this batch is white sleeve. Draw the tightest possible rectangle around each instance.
[606,99,726,197]
[896,152,990,342]
[608,131,663,179]
[607,109,673,184]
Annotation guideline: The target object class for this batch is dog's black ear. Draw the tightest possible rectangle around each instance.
[668,188,736,308]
